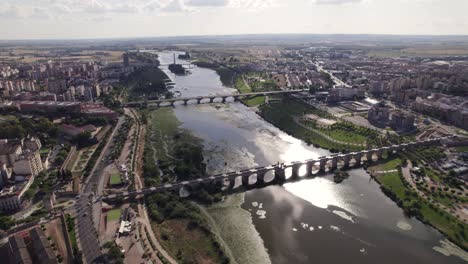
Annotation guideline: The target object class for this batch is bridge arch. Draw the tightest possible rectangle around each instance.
[310,160,322,175]
[262,170,275,183]
[297,163,309,177]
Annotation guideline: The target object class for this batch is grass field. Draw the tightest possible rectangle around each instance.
[110,173,122,185]
[260,100,363,151]
[235,76,251,93]
[244,96,265,106]
[379,171,406,196]
[371,158,402,172]
[234,76,266,107]
[107,209,121,222]
[154,219,225,263]
[315,127,367,145]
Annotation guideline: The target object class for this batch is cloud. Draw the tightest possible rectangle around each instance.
[161,0,189,12]
[312,0,364,5]
[0,5,28,19]
[186,0,230,7]
[0,0,277,20]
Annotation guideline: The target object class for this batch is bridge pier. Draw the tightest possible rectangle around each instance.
[366,151,373,162]
[319,159,327,172]
[377,150,384,160]
[306,161,314,176]
[331,157,338,171]
[274,167,286,182]
[209,97,215,103]
[291,163,302,179]
[222,97,227,103]
[170,101,175,107]
[233,96,239,102]
[227,176,236,190]
[183,99,189,106]
[354,153,362,167]
[343,155,351,168]
[197,98,202,104]
[241,172,251,187]
[256,171,266,185]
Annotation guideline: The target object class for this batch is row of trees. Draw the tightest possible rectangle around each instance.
[0,116,57,140]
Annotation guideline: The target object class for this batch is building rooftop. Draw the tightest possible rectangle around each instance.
[0,140,21,155]
[8,235,33,264]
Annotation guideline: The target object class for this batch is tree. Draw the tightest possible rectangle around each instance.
[0,214,15,230]
[448,170,456,177]
[103,241,124,264]
[71,131,95,148]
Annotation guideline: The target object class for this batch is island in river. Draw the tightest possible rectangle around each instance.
[168,63,186,74]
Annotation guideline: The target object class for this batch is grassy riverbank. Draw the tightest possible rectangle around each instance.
[192,60,237,88]
[259,99,367,152]
[370,158,468,250]
[259,97,467,249]
[144,108,228,263]
[193,60,271,107]
[233,76,266,107]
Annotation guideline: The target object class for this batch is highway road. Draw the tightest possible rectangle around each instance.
[74,116,124,264]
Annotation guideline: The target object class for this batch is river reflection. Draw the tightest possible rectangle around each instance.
[154,51,467,264]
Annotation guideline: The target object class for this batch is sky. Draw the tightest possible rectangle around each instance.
[0,0,467,39]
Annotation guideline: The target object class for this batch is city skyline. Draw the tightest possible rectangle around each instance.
[1,0,468,40]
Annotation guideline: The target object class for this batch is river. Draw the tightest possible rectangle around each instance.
[153,51,467,264]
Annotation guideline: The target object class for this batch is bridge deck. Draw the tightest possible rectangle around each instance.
[103,136,455,200]
[123,89,309,106]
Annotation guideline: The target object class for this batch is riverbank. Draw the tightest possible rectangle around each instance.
[158,50,467,263]
[193,60,270,107]
[368,158,468,251]
[259,99,370,152]
[257,95,467,251]
[144,108,229,263]
[125,66,171,101]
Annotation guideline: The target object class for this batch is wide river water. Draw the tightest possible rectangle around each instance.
[154,51,467,264]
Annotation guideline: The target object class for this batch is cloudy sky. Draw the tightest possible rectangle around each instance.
[0,0,467,39]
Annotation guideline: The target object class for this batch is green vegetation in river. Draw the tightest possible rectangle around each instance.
[202,194,271,264]
[143,108,228,263]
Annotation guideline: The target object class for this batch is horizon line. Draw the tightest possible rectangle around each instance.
[2,32,468,42]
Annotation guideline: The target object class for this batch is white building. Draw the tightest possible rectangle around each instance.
[0,137,44,176]
[0,175,34,211]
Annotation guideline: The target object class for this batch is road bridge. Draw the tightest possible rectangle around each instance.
[103,136,455,201]
[123,89,309,108]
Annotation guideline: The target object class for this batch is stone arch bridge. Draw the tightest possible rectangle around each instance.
[103,136,455,201]
[123,89,309,108]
